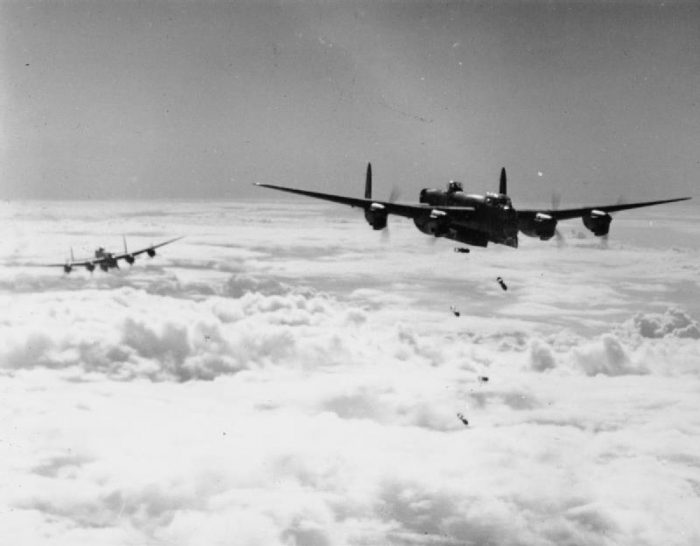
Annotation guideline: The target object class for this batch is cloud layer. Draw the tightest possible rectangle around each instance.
[1,200,699,545]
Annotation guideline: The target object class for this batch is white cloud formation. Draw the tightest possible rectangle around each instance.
[529,338,557,372]
[0,286,375,381]
[573,333,645,377]
[1,201,700,545]
[631,308,700,339]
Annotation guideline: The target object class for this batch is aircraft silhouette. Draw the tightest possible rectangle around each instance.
[47,236,182,273]
[256,164,690,249]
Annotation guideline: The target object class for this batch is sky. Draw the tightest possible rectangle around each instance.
[1,199,700,545]
[1,0,699,203]
[2,2,700,541]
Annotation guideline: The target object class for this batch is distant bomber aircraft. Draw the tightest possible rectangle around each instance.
[256,164,690,249]
[48,236,182,273]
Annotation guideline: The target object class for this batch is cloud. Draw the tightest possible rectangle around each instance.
[529,338,557,372]
[631,308,700,339]
[222,273,317,299]
[2,201,700,546]
[522,309,700,377]
[0,286,377,381]
[3,277,466,385]
[3,300,700,545]
[574,334,647,377]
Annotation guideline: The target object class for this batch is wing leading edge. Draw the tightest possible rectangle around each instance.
[254,183,475,219]
[519,197,691,221]
[113,236,184,260]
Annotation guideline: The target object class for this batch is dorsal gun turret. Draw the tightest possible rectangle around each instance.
[447,181,463,193]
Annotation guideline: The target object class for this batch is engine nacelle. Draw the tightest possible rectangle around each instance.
[582,209,612,236]
[520,212,558,240]
[125,255,135,265]
[86,263,95,272]
[63,264,72,274]
[147,248,156,257]
[413,209,450,236]
[364,203,388,230]
[419,188,441,205]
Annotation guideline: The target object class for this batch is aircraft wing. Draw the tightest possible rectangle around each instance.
[519,196,691,221]
[254,183,475,219]
[43,258,107,267]
[113,236,184,260]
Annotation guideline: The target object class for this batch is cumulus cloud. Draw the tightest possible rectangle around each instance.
[631,308,700,339]
[0,287,377,381]
[574,334,647,377]
[222,273,317,299]
[529,338,557,372]
[2,201,700,545]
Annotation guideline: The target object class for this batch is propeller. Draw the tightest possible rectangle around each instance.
[551,191,561,211]
[365,163,401,242]
[599,196,624,249]
[388,185,401,204]
[62,247,76,274]
[551,192,566,248]
[381,185,402,242]
[123,235,135,265]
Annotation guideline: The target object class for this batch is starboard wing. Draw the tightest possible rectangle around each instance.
[519,197,691,222]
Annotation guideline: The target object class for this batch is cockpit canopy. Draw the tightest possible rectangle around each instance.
[485,192,512,208]
[447,180,464,193]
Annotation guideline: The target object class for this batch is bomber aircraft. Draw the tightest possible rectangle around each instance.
[48,236,182,273]
[256,164,690,249]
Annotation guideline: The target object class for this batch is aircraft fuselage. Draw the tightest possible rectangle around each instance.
[95,248,119,270]
[418,184,519,248]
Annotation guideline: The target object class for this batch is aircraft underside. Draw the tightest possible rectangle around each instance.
[413,214,519,248]
[443,227,490,247]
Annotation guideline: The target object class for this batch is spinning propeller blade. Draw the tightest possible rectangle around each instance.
[599,196,624,249]
[551,192,566,248]
[381,184,401,243]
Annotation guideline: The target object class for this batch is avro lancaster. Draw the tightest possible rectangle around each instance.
[48,236,182,273]
[256,164,690,249]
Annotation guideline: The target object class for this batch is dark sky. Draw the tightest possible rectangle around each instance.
[2,1,698,204]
